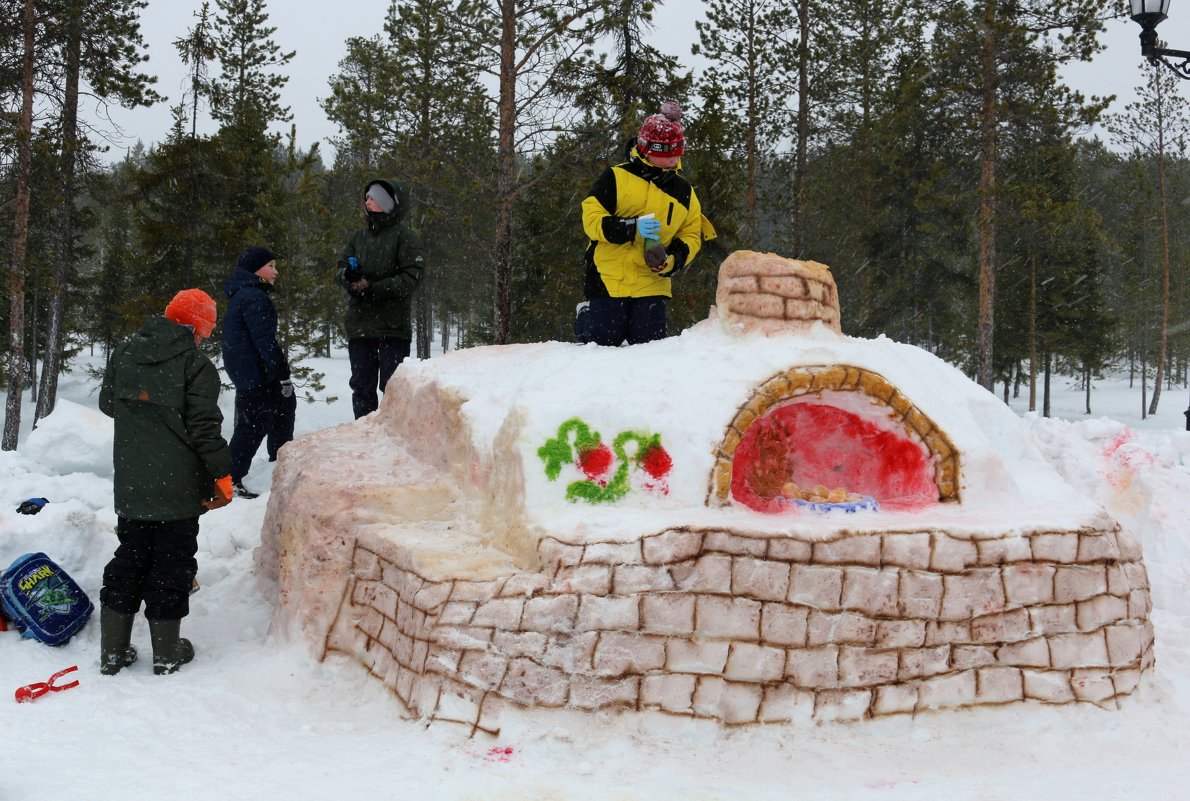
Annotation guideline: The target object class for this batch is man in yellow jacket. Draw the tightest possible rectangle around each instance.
[581,102,703,346]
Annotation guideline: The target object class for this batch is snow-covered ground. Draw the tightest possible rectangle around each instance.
[1,343,1188,800]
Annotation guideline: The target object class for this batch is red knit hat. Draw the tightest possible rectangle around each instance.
[638,102,685,158]
[165,289,217,338]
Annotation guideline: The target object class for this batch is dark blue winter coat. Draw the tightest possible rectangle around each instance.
[221,266,290,391]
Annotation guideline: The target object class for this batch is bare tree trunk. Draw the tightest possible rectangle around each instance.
[30,289,38,402]
[30,293,38,405]
[976,0,998,392]
[416,289,432,359]
[493,0,517,345]
[1028,255,1037,412]
[1043,351,1051,418]
[1148,117,1170,414]
[37,1,82,423]
[744,57,757,246]
[792,0,810,258]
[1084,360,1092,415]
[1141,341,1148,419]
[415,43,433,360]
[3,0,36,451]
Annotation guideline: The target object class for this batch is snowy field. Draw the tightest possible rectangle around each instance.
[1,342,1188,801]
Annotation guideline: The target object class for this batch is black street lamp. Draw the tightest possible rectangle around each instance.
[1131,0,1190,78]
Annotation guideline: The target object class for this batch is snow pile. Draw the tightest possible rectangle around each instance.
[0,354,1187,799]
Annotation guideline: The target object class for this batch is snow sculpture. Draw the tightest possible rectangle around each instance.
[257,250,1154,735]
[715,251,840,334]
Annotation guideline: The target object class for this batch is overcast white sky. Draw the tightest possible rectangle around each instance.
[92,0,1162,163]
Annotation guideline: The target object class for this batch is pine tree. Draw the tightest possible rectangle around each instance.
[804,0,932,323]
[208,0,293,132]
[946,0,1110,390]
[384,0,495,355]
[675,83,744,331]
[267,129,334,393]
[476,0,616,344]
[35,0,161,421]
[207,0,295,272]
[692,0,793,247]
[174,2,217,140]
[804,37,972,351]
[133,107,226,302]
[1107,63,1190,415]
[3,0,35,451]
[79,152,142,353]
[321,35,392,174]
[571,0,691,143]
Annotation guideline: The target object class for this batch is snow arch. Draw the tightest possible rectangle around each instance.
[706,365,961,510]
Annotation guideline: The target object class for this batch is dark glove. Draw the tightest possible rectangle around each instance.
[645,242,669,271]
[280,379,294,398]
[16,497,48,515]
[341,256,362,283]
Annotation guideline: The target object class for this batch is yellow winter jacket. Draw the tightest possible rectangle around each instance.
[581,149,704,299]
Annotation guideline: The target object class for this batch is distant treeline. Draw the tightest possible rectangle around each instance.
[2,0,1188,448]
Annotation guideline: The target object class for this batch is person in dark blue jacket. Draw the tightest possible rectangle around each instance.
[221,246,295,499]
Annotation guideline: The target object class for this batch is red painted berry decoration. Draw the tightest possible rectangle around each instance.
[640,444,672,479]
[577,442,613,479]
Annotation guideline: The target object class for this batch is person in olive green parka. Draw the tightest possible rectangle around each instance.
[97,289,232,677]
[336,179,425,419]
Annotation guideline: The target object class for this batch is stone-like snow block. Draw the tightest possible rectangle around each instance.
[666,639,731,674]
[642,673,697,713]
[761,603,809,646]
[788,564,844,610]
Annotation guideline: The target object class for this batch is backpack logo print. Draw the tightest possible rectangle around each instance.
[21,568,80,623]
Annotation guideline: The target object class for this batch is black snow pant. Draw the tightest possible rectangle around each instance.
[100,517,199,620]
[229,380,297,482]
[588,296,668,346]
[348,336,410,419]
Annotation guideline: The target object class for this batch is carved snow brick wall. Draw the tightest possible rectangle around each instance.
[325,523,1153,735]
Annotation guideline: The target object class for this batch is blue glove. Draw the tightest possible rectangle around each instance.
[635,216,661,241]
[16,497,48,515]
[341,256,362,283]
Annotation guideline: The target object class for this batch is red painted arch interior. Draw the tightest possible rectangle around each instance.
[731,402,938,513]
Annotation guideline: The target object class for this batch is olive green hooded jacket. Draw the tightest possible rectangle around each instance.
[337,180,426,340]
[100,315,231,521]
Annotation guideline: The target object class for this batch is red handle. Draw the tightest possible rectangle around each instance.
[47,665,79,691]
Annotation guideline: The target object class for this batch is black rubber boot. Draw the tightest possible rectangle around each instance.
[99,606,138,676]
[233,481,259,500]
[148,618,194,675]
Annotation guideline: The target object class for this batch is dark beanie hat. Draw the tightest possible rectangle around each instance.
[237,246,276,274]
